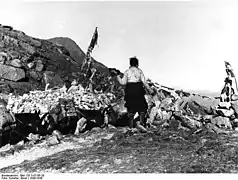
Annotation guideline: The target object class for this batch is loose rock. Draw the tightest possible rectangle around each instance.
[10,59,22,68]
[0,64,25,81]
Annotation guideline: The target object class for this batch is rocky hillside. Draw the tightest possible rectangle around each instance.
[48,37,108,73]
[0,25,111,95]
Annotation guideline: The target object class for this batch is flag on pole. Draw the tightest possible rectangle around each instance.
[225,61,235,77]
[88,27,98,53]
[223,61,238,96]
[81,27,99,71]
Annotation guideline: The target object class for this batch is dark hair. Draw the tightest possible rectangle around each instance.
[130,57,139,67]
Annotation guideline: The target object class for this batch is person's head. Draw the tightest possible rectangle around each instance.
[130,57,139,67]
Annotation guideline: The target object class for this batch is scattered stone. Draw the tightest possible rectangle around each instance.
[108,124,117,130]
[130,128,138,133]
[0,143,11,152]
[17,140,24,146]
[21,56,32,63]
[0,83,14,94]
[231,101,238,115]
[136,122,147,133]
[52,130,62,141]
[30,38,41,47]
[218,102,231,109]
[29,70,42,81]
[91,127,102,133]
[42,71,64,88]
[0,52,8,64]
[8,51,19,60]
[160,98,173,110]
[19,41,36,54]
[46,135,60,145]
[74,117,87,135]
[0,64,25,81]
[211,116,232,129]
[0,41,4,48]
[216,108,234,117]
[27,62,35,69]
[206,123,230,134]
[35,60,44,72]
[10,59,22,68]
[27,133,41,141]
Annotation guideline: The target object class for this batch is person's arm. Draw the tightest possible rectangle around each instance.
[117,70,128,85]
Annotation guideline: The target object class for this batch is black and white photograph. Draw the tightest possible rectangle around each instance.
[0,0,238,177]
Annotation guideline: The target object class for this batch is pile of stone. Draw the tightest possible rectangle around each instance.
[144,77,238,133]
[6,83,116,115]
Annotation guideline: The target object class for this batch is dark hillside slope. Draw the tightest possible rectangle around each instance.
[48,37,108,74]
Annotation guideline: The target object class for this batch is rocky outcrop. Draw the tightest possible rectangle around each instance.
[0,64,25,81]
[0,24,89,95]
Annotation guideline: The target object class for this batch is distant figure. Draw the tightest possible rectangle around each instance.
[115,57,150,128]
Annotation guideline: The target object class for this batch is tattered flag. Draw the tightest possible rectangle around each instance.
[88,27,98,53]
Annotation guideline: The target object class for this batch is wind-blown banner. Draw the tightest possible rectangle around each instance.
[220,61,238,102]
[81,27,98,71]
[225,61,238,93]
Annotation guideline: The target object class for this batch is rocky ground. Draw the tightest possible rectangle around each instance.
[0,123,238,173]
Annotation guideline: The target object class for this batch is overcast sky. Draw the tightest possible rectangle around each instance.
[1,0,238,93]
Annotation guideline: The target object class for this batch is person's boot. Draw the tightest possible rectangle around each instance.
[128,112,134,129]
[139,112,146,127]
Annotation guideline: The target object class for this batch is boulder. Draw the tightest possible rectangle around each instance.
[216,108,234,117]
[206,123,230,134]
[211,116,232,129]
[74,117,87,135]
[19,41,36,54]
[0,84,13,94]
[0,52,8,64]
[231,118,238,128]
[35,60,44,72]
[231,101,238,116]
[8,51,19,60]
[160,97,174,110]
[29,38,41,47]
[27,133,41,141]
[0,41,4,48]
[29,70,42,81]
[42,71,64,88]
[27,62,35,69]
[218,102,231,109]
[172,111,202,130]
[21,56,33,63]
[0,64,25,81]
[10,59,22,68]
[46,134,60,145]
[52,130,62,141]
[91,127,101,133]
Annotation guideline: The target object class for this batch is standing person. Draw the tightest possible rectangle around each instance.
[116,57,150,128]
